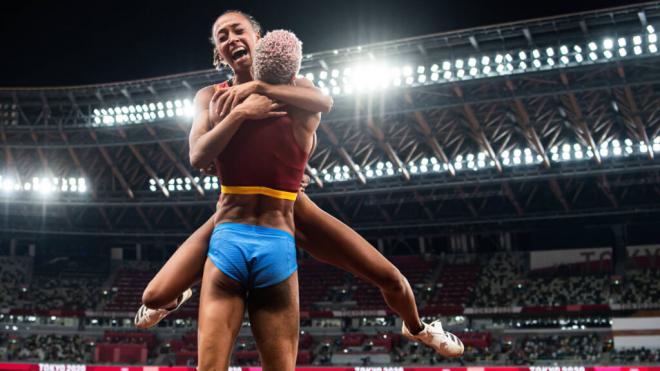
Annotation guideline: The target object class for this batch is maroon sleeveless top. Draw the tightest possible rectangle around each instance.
[212,82,308,200]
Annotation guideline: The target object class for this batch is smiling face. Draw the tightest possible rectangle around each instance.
[212,12,260,74]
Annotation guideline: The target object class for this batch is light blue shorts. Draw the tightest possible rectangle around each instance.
[208,223,297,289]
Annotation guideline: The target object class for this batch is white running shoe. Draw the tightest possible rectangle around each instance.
[402,320,464,358]
[134,288,192,329]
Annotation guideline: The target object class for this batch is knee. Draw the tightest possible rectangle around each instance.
[376,266,407,294]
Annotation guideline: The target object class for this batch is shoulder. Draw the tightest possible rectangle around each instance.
[293,77,315,88]
[194,81,230,105]
[193,86,214,106]
[289,107,321,131]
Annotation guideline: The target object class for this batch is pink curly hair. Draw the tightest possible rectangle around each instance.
[252,30,302,84]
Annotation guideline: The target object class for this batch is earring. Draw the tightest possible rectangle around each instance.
[213,50,223,70]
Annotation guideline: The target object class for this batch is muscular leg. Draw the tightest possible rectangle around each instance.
[198,258,245,371]
[141,195,423,334]
[247,273,299,371]
[142,216,214,309]
[294,193,424,333]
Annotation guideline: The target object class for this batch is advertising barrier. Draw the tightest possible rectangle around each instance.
[1,364,659,371]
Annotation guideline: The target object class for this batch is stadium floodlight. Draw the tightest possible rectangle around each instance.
[442,61,451,71]
[603,38,614,50]
[650,44,658,53]
[650,33,658,43]
[634,45,643,55]
[455,59,464,69]
[588,42,598,51]
[546,47,555,57]
[589,52,598,61]
[575,54,584,63]
[619,48,627,57]
[560,45,569,55]
[319,70,328,80]
[648,25,656,34]
[468,57,477,67]
[518,51,527,60]
[532,49,541,59]
[481,56,490,65]
[618,38,627,47]
[533,59,542,68]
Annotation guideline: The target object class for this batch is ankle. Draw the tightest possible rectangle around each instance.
[162,298,179,311]
[406,320,425,335]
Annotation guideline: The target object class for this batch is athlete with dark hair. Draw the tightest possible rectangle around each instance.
[135,10,464,361]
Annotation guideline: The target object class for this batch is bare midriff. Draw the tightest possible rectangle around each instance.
[213,193,295,236]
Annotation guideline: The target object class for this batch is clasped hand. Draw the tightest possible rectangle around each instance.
[209,81,286,123]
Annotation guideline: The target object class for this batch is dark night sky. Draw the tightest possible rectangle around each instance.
[0,0,636,87]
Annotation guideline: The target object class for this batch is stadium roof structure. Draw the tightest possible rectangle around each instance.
[1,2,660,240]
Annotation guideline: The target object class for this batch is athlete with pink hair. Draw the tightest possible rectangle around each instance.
[135,10,464,367]
[193,29,316,370]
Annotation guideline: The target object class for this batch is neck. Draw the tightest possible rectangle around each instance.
[233,71,253,85]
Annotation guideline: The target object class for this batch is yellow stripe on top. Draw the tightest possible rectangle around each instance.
[221,185,298,201]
